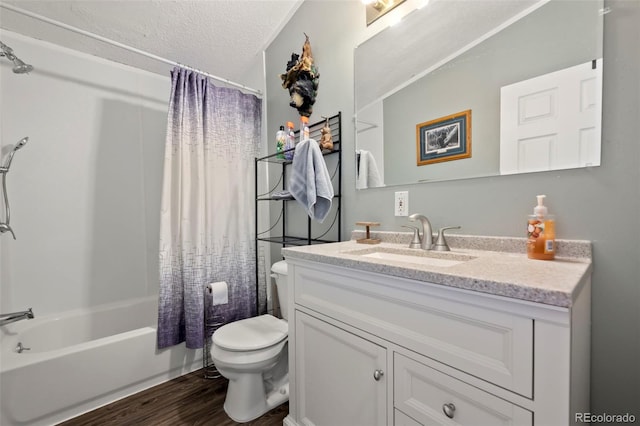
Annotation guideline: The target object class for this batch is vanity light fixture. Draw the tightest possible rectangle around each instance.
[363,0,406,26]
[362,0,391,12]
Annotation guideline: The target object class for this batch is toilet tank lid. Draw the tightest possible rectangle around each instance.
[271,260,288,276]
[212,314,287,351]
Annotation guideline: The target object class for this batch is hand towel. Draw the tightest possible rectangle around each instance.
[289,139,334,222]
[207,281,228,305]
[356,150,383,189]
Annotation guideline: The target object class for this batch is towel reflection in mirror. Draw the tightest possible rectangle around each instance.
[356,150,383,189]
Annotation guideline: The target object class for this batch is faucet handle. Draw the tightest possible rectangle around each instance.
[402,225,422,249]
[433,226,461,251]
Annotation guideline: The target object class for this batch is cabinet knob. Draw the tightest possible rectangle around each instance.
[442,402,456,419]
[373,369,384,381]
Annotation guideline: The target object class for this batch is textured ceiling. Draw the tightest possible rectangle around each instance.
[0,0,302,86]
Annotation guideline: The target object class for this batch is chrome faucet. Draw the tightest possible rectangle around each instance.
[0,308,34,326]
[408,213,433,250]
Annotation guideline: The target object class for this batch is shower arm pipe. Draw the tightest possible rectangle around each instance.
[0,3,263,98]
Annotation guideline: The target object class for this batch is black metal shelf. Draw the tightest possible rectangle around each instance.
[257,194,342,202]
[256,113,342,164]
[254,112,342,315]
[256,236,338,246]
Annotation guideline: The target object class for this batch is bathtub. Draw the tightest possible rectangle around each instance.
[0,296,202,426]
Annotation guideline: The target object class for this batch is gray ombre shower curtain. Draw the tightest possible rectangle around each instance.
[157,67,261,349]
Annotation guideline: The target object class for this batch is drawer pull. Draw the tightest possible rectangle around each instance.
[373,369,384,381]
[442,402,456,419]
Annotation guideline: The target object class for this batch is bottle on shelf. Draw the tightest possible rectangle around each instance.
[300,116,310,142]
[284,121,296,161]
[275,125,286,159]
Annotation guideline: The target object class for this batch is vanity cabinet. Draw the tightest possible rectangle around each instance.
[284,257,591,426]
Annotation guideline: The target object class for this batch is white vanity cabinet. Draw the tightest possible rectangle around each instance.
[283,256,591,426]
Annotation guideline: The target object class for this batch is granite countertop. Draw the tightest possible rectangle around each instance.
[281,232,592,308]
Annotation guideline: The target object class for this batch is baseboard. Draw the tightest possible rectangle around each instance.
[284,414,300,426]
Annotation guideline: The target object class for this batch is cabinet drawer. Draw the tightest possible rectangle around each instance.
[395,409,422,426]
[293,264,533,397]
[395,353,532,426]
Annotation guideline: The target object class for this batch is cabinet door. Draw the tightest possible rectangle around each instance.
[295,311,387,426]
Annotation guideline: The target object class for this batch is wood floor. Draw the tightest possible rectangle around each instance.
[58,370,289,426]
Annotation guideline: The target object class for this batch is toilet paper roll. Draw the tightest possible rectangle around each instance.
[207,281,228,305]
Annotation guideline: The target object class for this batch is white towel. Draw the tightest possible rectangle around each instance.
[289,139,334,223]
[207,281,228,305]
[356,150,383,189]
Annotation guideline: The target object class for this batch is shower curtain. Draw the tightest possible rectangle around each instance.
[157,67,262,349]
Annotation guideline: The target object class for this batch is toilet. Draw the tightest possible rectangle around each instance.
[210,260,289,423]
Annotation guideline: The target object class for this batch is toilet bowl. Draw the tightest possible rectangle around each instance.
[210,261,289,423]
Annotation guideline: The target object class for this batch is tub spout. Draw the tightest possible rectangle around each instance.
[0,308,34,326]
[16,342,31,353]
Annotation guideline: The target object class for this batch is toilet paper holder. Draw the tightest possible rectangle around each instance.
[203,283,226,380]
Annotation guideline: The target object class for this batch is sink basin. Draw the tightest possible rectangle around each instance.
[344,247,476,268]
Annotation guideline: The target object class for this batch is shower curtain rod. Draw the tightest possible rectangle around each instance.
[0,3,263,97]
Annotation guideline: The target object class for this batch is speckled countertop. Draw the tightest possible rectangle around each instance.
[281,231,592,308]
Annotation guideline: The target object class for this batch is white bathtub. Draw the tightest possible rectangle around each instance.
[0,296,202,426]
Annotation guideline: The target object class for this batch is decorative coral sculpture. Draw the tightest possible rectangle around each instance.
[280,34,320,117]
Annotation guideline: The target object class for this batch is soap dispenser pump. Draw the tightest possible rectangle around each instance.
[527,195,556,260]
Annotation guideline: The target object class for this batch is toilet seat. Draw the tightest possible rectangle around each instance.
[213,314,287,351]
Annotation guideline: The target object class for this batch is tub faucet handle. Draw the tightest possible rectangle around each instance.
[16,342,31,353]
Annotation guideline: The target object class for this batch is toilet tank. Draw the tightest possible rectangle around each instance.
[271,261,288,320]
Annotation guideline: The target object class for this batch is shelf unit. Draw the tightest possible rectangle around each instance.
[254,112,342,312]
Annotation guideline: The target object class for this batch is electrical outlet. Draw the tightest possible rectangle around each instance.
[395,191,408,216]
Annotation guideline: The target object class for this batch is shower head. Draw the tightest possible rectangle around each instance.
[0,40,34,74]
[14,137,28,151]
[1,137,28,172]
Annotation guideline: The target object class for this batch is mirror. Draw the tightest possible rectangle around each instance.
[355,0,604,189]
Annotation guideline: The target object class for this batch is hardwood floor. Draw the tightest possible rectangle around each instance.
[58,370,289,426]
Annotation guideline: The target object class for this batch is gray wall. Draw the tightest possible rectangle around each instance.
[265,0,639,415]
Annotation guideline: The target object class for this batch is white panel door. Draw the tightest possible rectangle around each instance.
[295,311,387,426]
[500,59,602,174]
